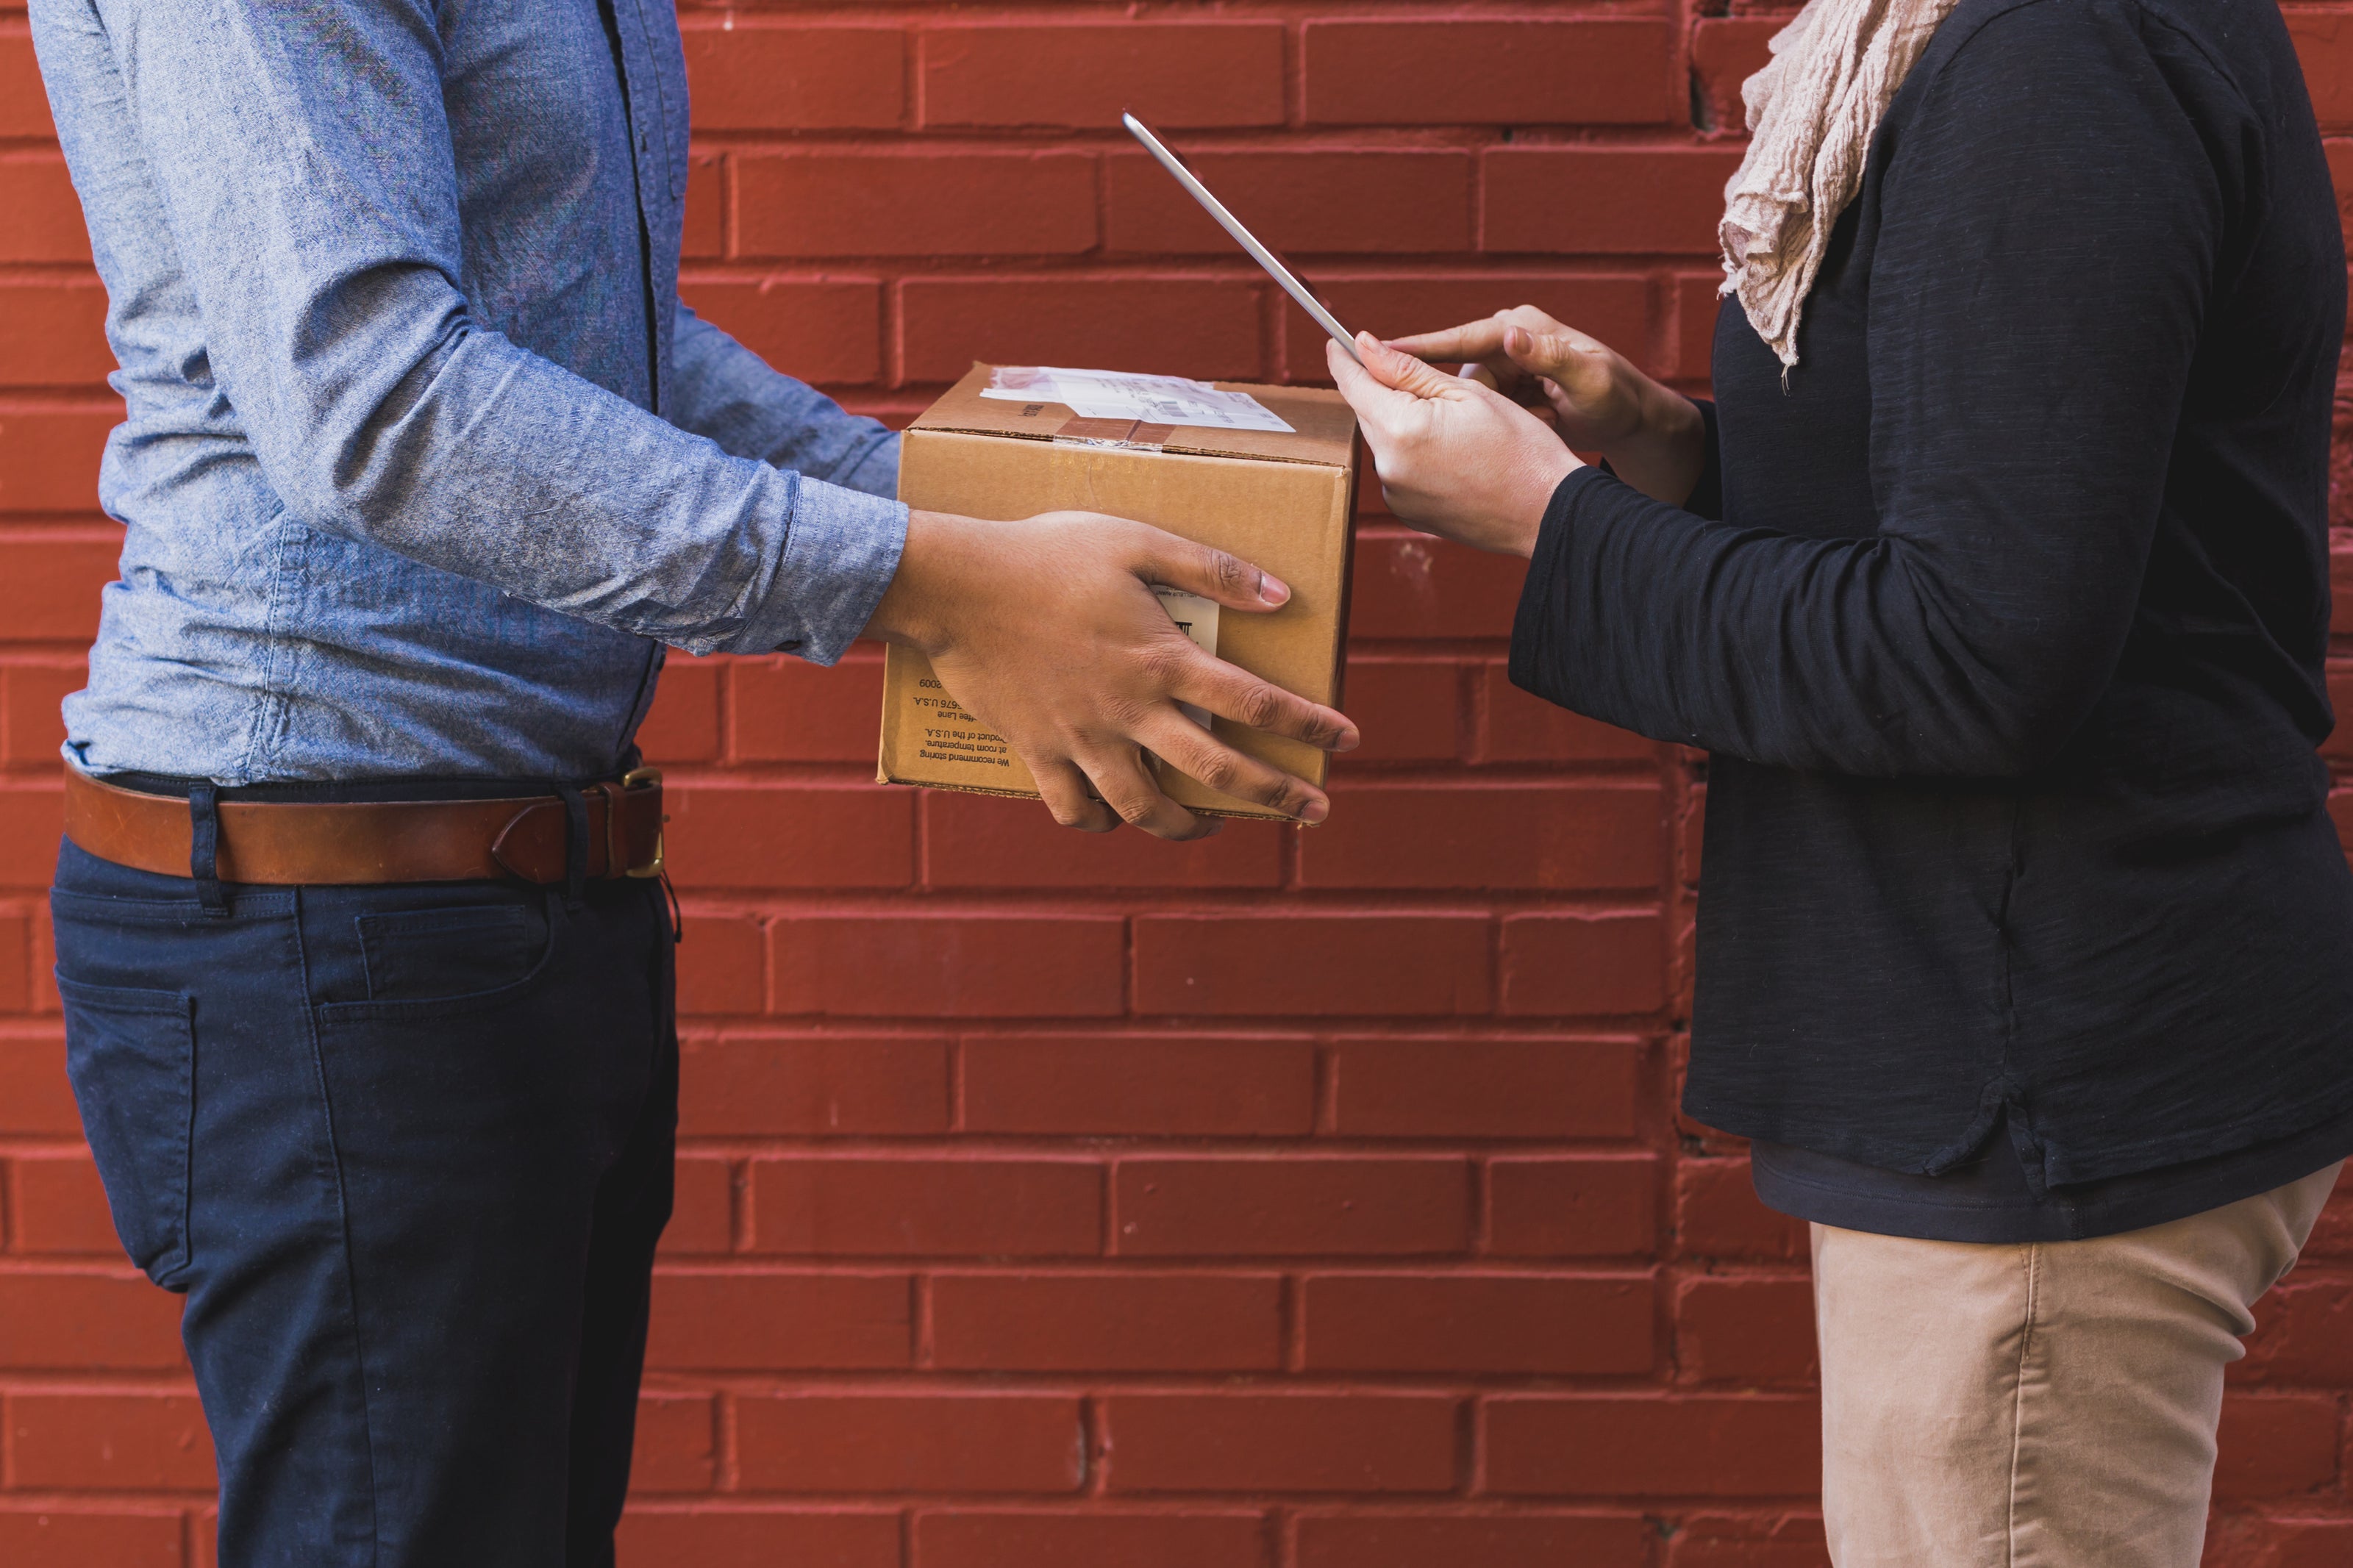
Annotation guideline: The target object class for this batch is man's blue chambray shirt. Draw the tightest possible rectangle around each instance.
[31,0,908,783]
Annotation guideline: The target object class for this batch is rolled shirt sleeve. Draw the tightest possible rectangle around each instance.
[665,304,907,659]
[745,470,906,658]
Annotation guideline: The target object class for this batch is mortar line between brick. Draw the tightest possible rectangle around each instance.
[1282,15,1302,131]
[1467,1156,1490,1255]
[1310,1039,1337,1136]
[901,16,921,135]
[945,1033,965,1133]
[1454,1392,1479,1496]
[1119,912,1136,1022]
[1079,1393,1106,1497]
[728,1156,754,1253]
[715,1385,740,1493]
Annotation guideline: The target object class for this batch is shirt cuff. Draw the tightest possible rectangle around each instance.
[737,474,909,665]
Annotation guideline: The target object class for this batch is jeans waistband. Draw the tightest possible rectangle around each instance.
[90,757,643,807]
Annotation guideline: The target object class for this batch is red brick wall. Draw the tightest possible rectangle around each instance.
[2,4,2352,1564]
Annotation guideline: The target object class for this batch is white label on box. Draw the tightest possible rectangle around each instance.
[1154,587,1220,729]
[982,365,1295,434]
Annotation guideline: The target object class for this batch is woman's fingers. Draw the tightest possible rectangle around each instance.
[1327,337,1418,437]
[1507,327,1628,431]
[1328,334,1399,403]
[1330,335,1470,448]
[1503,325,1626,404]
[1353,332,1465,398]
[1502,324,1600,386]
[1387,308,1564,366]
[1504,323,1562,368]
[1380,307,1627,427]
[1385,318,1510,364]
[1388,307,1582,374]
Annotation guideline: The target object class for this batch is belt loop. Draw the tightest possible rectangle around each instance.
[556,781,590,908]
[598,781,624,877]
[188,781,230,918]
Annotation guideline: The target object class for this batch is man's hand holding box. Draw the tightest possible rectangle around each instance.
[874,365,1363,831]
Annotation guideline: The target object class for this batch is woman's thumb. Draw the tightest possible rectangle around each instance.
[1356,332,1463,400]
[1503,324,1581,379]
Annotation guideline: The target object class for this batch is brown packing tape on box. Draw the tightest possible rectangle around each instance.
[878,364,1361,823]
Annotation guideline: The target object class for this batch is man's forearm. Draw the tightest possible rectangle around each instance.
[666,307,899,499]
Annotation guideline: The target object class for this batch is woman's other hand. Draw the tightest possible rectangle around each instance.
[1327,332,1579,559]
[1386,307,1707,506]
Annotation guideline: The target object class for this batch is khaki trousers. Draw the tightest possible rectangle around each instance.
[1813,1162,2343,1567]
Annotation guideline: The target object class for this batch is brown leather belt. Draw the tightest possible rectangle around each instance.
[63,763,667,886]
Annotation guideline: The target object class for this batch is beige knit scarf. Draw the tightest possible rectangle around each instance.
[1720,0,1961,370]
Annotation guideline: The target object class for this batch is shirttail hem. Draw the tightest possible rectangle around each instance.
[1684,1062,2353,1191]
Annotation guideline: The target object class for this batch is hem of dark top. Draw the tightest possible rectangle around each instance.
[1746,1116,2353,1245]
[1685,1031,2353,1188]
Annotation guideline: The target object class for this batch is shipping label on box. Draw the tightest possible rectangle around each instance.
[878,365,1360,822]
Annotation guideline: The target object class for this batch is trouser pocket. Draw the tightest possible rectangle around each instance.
[56,975,195,1288]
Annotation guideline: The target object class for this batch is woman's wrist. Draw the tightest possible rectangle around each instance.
[1602,382,1708,506]
[1502,441,1582,559]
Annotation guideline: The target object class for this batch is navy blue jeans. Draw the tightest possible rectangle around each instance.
[49,838,677,1568]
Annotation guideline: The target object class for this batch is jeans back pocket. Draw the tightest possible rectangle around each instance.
[56,976,194,1288]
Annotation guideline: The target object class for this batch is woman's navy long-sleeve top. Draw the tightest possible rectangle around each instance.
[1511,0,2353,1189]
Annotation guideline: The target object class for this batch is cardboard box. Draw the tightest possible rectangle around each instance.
[878,364,1360,821]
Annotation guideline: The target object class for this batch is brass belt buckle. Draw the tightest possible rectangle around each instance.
[621,765,666,878]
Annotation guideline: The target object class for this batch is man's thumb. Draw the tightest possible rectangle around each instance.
[1138,534,1291,612]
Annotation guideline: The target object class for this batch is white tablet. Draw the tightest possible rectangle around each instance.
[1122,112,1362,364]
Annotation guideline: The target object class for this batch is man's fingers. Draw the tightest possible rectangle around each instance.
[1033,757,1119,833]
[1177,657,1360,752]
[1141,715,1331,823]
[1076,745,1218,841]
